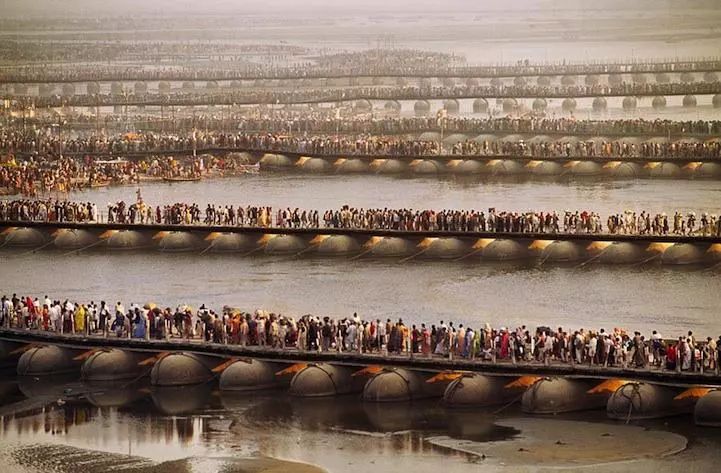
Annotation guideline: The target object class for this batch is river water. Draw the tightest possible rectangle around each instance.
[0,376,721,473]
[0,375,719,473]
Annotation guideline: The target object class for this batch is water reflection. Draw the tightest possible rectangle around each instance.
[150,383,214,416]
[0,380,21,405]
[2,376,517,451]
[224,392,517,443]
[0,375,715,472]
[16,375,81,399]
[1,401,98,438]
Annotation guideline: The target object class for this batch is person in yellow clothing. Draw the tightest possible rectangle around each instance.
[401,323,410,354]
[74,304,86,334]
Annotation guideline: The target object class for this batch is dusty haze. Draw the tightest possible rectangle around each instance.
[0,0,712,17]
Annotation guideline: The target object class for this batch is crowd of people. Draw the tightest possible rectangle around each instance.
[0,41,306,66]
[2,43,721,380]
[0,48,458,82]
[451,135,721,159]
[11,81,721,109]
[3,198,720,237]
[3,128,719,160]
[12,114,721,139]
[1,293,717,374]
[0,153,252,197]
[0,156,145,196]
[2,51,719,83]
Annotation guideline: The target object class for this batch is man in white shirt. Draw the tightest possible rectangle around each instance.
[377,319,386,353]
[87,302,98,333]
[651,330,663,366]
[2,297,13,327]
[50,303,62,332]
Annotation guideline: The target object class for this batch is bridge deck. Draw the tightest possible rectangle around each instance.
[0,329,717,387]
[4,63,721,84]
[21,88,721,108]
[2,220,720,244]
[30,124,721,141]
[13,147,719,164]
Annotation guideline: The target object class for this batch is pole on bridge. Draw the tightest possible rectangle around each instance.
[95,95,100,134]
[437,108,447,156]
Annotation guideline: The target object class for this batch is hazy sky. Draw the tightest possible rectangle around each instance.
[0,0,693,18]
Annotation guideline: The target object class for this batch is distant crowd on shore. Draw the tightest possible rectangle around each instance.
[0,154,250,197]
[0,41,306,66]
[0,48,458,81]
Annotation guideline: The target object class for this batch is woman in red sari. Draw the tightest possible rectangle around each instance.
[500,330,510,359]
[25,297,35,328]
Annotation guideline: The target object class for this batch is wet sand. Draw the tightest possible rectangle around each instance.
[5,444,326,473]
[428,417,687,469]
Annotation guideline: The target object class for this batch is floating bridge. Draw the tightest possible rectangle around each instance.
[1,220,720,267]
[1,329,719,425]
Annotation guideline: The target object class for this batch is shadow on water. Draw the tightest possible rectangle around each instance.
[0,379,23,406]
[16,374,83,399]
[84,380,151,408]
[151,383,215,415]
[220,391,519,442]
